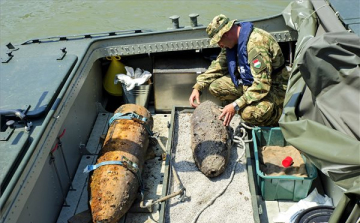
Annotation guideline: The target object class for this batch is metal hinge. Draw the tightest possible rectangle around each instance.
[1,51,14,63]
[1,43,19,63]
[57,47,67,60]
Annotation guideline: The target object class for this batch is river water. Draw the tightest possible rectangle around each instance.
[0,0,292,46]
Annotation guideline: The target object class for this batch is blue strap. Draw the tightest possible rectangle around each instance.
[108,112,153,136]
[84,160,137,173]
[84,158,144,194]
[109,112,148,125]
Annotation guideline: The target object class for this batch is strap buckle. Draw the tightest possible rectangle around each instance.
[108,112,153,136]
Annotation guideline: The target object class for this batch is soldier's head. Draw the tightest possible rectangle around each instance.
[206,14,237,48]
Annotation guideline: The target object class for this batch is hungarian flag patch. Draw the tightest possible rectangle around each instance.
[253,59,261,69]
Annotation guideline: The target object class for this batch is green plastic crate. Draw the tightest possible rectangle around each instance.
[252,127,317,201]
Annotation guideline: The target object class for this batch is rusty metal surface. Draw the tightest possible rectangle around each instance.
[89,104,153,223]
[190,101,231,177]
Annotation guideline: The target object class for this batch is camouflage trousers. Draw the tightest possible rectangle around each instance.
[208,75,284,126]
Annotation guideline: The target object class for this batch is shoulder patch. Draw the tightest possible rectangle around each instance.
[253,59,261,68]
[249,53,266,72]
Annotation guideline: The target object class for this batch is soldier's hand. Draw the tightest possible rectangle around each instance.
[189,89,201,108]
[219,104,236,126]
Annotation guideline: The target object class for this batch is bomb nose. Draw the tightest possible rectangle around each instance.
[201,155,226,177]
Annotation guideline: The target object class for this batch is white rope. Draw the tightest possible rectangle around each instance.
[191,127,247,223]
[306,4,328,21]
[240,122,254,130]
[297,3,328,30]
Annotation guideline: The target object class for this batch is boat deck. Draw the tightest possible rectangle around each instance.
[56,111,305,223]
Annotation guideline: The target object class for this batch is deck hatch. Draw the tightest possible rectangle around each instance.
[0,54,78,118]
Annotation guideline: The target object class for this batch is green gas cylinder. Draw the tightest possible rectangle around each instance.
[103,56,126,96]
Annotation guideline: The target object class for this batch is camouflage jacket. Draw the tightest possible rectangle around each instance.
[193,27,287,109]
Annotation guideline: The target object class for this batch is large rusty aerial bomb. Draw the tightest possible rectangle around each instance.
[191,100,231,177]
[88,104,153,223]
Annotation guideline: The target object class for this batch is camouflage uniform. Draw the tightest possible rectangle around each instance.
[193,16,289,126]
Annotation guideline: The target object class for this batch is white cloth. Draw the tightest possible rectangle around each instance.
[273,188,333,223]
[114,66,152,91]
